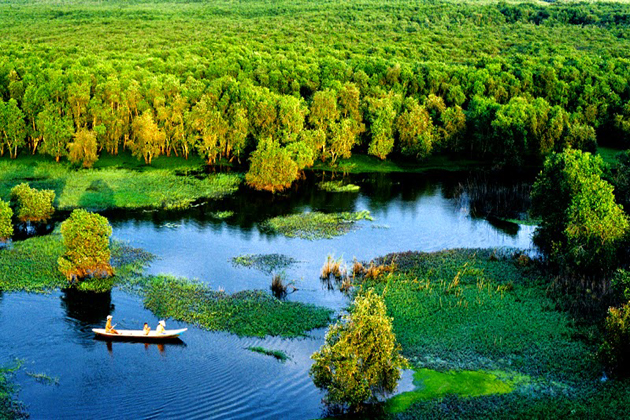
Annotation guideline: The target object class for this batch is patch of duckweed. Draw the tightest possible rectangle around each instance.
[231,253,298,274]
[318,180,360,193]
[247,346,290,362]
[387,368,515,414]
[143,275,332,337]
[263,210,373,240]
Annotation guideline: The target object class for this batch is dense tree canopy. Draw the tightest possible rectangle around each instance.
[0,0,629,190]
[531,149,628,274]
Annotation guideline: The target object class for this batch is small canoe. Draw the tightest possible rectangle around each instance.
[92,328,188,340]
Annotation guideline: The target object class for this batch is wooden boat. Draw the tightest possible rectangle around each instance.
[92,328,188,340]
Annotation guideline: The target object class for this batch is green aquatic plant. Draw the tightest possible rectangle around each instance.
[247,346,290,362]
[318,181,360,193]
[211,211,234,219]
[231,253,298,274]
[263,210,373,240]
[143,275,332,338]
[25,372,60,386]
[0,363,27,419]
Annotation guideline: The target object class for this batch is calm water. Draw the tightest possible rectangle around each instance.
[0,171,535,419]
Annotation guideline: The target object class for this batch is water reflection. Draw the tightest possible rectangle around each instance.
[60,288,114,333]
[94,337,186,356]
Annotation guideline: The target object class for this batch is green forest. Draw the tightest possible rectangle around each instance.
[1,0,630,190]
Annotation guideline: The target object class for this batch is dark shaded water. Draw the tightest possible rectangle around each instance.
[0,171,535,419]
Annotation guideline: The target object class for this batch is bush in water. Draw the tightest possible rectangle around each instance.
[10,183,55,223]
[0,199,13,242]
[58,209,113,281]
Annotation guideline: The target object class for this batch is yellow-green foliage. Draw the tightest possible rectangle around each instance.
[310,289,408,411]
[0,199,12,241]
[68,128,98,168]
[10,183,55,223]
[58,209,113,281]
[600,301,630,378]
[245,138,298,193]
[387,368,515,414]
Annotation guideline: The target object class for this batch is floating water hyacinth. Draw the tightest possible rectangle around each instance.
[262,210,373,240]
[211,211,234,219]
[318,180,361,193]
[231,253,299,274]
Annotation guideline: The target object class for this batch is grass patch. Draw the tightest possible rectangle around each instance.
[0,233,154,293]
[387,368,515,414]
[318,181,360,193]
[142,275,332,338]
[597,146,625,166]
[231,253,298,274]
[0,155,241,211]
[263,210,373,240]
[247,346,290,362]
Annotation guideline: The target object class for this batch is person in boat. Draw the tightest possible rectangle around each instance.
[156,320,166,334]
[105,315,118,334]
[143,322,151,335]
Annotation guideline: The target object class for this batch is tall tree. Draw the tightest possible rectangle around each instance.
[130,110,164,165]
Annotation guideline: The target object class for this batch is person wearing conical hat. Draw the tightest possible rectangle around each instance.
[105,315,118,334]
[156,320,166,335]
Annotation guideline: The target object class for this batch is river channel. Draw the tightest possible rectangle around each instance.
[0,171,535,419]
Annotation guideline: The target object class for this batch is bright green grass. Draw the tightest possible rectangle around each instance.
[597,146,626,166]
[247,346,290,362]
[142,275,333,338]
[386,368,515,414]
[0,155,241,211]
[263,210,373,240]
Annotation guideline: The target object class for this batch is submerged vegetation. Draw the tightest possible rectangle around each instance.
[231,253,298,274]
[247,346,290,362]
[318,181,360,193]
[0,365,26,420]
[263,210,373,240]
[142,275,332,338]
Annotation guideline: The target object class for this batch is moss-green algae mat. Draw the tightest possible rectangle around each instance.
[387,368,514,414]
